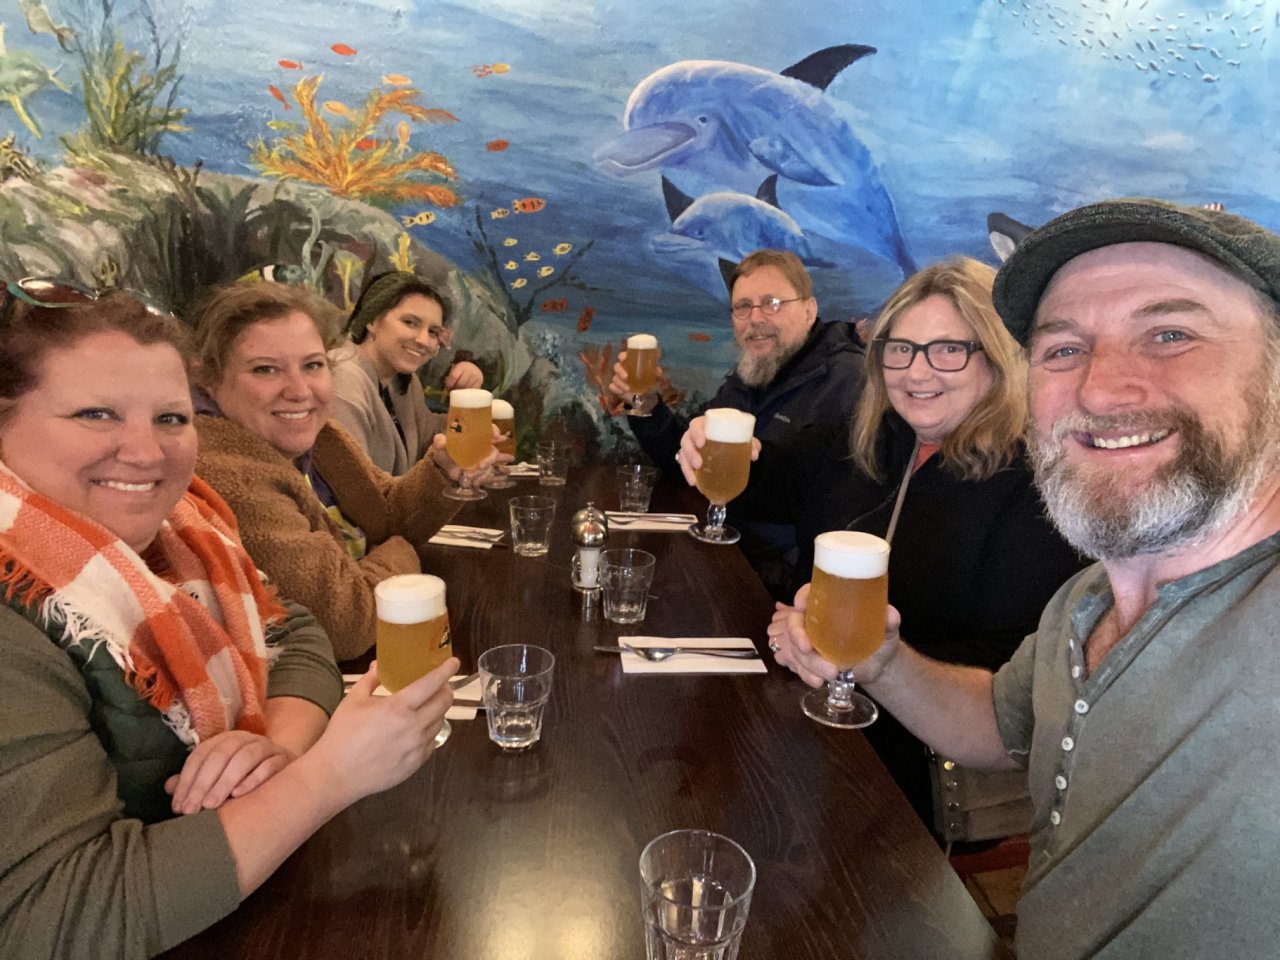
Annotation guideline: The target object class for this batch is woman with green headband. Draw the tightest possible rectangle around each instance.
[330,272,483,476]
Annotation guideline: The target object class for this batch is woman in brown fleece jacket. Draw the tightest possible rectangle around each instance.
[189,282,483,661]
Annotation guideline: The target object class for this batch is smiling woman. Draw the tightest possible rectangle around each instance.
[188,281,480,660]
[0,289,455,958]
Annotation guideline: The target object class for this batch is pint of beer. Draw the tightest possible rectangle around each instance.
[694,408,755,505]
[492,398,516,457]
[621,334,660,395]
[446,388,493,470]
[805,532,890,669]
[375,574,451,693]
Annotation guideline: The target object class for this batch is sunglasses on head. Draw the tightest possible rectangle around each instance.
[1,277,170,322]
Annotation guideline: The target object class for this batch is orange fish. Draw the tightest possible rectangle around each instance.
[354,137,376,151]
[485,138,510,152]
[268,84,291,109]
[331,43,357,56]
[323,101,355,119]
[687,332,712,343]
[511,197,546,214]
[277,59,303,70]
[383,73,412,86]
[576,306,596,333]
[395,121,411,157]
[541,298,568,313]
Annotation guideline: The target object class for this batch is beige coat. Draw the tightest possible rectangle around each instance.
[195,415,455,660]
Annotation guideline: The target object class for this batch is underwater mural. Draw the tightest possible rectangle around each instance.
[0,0,1275,458]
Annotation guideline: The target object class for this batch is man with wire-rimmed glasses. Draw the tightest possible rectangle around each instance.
[611,249,866,597]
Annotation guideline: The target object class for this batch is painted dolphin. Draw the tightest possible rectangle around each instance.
[594,45,915,275]
[987,212,1034,263]
[653,175,834,273]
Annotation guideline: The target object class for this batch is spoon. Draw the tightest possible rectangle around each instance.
[620,641,759,662]
[608,515,696,525]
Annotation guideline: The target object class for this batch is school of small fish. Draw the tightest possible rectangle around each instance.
[485,139,510,152]
[1001,0,1272,84]
[512,278,528,288]
[537,266,555,277]
[502,237,519,247]
[490,207,511,219]
[472,63,511,78]
[541,298,569,313]
[524,251,541,262]
[576,306,595,333]
[511,197,546,214]
[401,211,436,227]
[504,260,518,270]
[553,243,572,256]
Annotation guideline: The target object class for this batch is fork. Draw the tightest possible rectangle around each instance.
[439,529,507,544]
[620,641,759,661]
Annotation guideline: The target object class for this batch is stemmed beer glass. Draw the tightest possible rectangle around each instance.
[689,408,755,544]
[800,531,888,729]
[375,574,454,747]
[621,333,660,416]
[443,388,492,501]
[488,397,517,490]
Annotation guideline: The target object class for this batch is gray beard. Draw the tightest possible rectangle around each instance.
[736,338,803,388]
[1029,383,1279,561]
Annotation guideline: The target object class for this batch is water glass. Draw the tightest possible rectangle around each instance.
[537,440,569,486]
[617,464,659,512]
[479,644,555,750]
[509,495,556,557]
[601,548,656,624]
[639,829,756,960]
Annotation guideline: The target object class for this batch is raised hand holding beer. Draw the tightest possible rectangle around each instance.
[689,408,755,544]
[800,531,889,729]
[443,388,493,501]
[620,333,660,416]
[375,573,456,746]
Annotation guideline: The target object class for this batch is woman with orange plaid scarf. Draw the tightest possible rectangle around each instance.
[0,285,456,958]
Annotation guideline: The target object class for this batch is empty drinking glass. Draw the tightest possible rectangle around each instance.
[617,464,659,512]
[479,644,555,750]
[509,495,556,557]
[601,548,656,624]
[537,440,569,486]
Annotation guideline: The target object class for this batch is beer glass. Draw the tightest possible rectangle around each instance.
[801,531,889,729]
[689,408,754,544]
[375,573,454,746]
[443,388,493,501]
[621,333,660,416]
[488,397,516,489]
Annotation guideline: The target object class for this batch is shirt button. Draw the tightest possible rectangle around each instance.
[1050,811,1062,826]
[1062,736,1075,751]
[1074,699,1089,715]
[1055,775,1068,790]
[1071,665,1082,679]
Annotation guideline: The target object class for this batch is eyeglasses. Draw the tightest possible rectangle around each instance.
[1,277,169,323]
[730,296,803,321]
[874,338,985,372]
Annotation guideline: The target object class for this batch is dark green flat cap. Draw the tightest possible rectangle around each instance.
[992,198,1280,345]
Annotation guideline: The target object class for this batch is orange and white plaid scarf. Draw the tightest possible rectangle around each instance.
[0,462,286,747]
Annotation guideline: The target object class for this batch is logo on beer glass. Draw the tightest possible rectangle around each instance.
[374,574,451,693]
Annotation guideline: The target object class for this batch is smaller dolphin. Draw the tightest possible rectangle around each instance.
[986,212,1034,262]
[653,175,835,271]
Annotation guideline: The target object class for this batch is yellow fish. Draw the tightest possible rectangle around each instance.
[383,73,412,86]
[512,277,527,289]
[523,251,541,262]
[490,207,511,219]
[553,242,572,256]
[267,119,297,131]
[400,211,436,227]
[537,266,554,278]
[504,260,518,270]
[395,120,411,157]
[492,63,511,74]
[502,237,519,247]
[323,100,355,119]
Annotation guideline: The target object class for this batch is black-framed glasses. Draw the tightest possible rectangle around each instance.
[730,296,803,321]
[1,277,169,323]
[874,338,984,372]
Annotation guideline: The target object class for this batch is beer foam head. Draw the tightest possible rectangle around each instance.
[449,388,493,409]
[813,531,890,579]
[704,407,755,443]
[375,573,446,623]
[627,333,658,350]
[491,398,514,420]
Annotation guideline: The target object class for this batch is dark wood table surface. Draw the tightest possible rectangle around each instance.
[164,467,1000,960]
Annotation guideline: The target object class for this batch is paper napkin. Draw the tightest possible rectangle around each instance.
[605,512,699,532]
[427,524,505,549]
[617,637,767,675]
[341,673,483,721]
[504,461,541,477]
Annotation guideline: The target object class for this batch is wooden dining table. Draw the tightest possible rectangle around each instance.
[163,465,1002,959]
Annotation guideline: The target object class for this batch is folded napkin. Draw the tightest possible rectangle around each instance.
[605,512,699,532]
[342,673,482,721]
[505,461,541,477]
[618,637,767,675]
[428,524,505,549]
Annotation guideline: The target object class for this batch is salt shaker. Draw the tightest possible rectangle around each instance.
[570,502,608,613]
